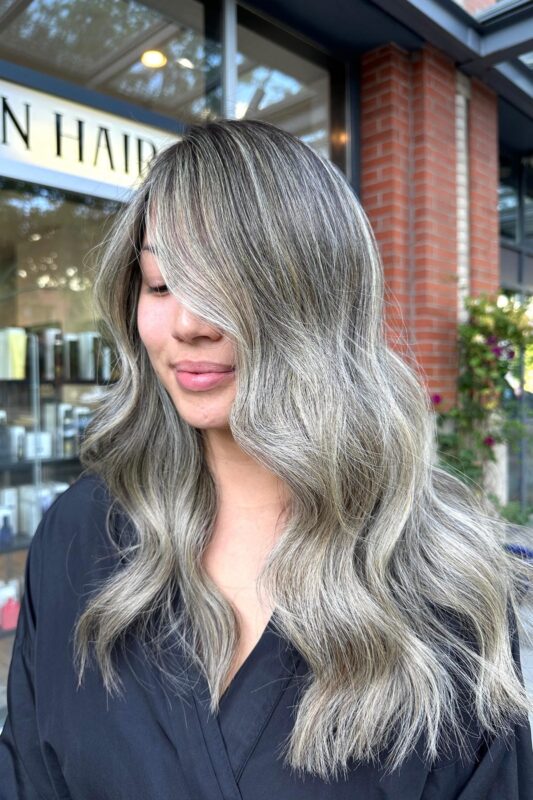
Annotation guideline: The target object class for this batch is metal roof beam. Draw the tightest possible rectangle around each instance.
[369,0,533,119]
[465,18,533,67]
[368,0,481,61]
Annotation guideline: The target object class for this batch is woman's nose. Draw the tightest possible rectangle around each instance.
[170,297,221,343]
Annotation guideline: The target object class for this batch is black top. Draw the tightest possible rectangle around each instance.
[1,473,533,799]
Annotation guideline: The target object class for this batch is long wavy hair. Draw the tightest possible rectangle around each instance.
[75,118,533,780]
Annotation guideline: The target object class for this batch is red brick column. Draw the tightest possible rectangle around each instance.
[411,47,458,406]
[360,45,411,355]
[469,79,499,296]
[361,44,459,406]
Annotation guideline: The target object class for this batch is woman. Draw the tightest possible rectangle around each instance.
[1,119,532,799]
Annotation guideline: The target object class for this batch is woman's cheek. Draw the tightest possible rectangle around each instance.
[137,298,163,349]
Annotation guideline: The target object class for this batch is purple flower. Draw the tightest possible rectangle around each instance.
[431,394,442,405]
[483,436,495,447]
[507,349,515,359]
[486,335,498,345]
[491,346,503,357]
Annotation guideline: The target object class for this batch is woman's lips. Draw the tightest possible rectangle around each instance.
[174,368,235,391]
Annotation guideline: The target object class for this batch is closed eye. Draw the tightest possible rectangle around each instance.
[148,285,168,295]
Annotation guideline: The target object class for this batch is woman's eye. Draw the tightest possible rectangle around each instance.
[149,285,168,295]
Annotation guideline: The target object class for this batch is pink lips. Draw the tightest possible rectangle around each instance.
[174,368,235,391]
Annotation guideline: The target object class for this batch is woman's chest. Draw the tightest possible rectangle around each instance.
[33,625,433,800]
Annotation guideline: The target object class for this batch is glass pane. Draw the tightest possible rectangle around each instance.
[0,179,118,334]
[105,20,221,123]
[499,155,519,242]
[0,0,16,15]
[502,291,533,509]
[524,256,533,291]
[500,247,519,286]
[0,177,121,475]
[524,295,533,507]
[448,1,500,17]
[525,158,533,247]
[236,22,330,158]
[501,291,526,502]
[0,0,157,77]
[0,177,121,729]
[0,0,220,125]
[519,51,533,72]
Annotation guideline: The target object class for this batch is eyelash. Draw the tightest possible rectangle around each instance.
[148,285,168,295]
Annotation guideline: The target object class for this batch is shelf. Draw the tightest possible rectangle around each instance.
[44,379,115,386]
[0,456,80,472]
[0,532,33,555]
[0,378,114,386]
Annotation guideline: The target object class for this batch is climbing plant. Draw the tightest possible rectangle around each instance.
[433,292,533,522]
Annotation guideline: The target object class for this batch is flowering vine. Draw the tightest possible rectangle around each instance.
[433,292,533,522]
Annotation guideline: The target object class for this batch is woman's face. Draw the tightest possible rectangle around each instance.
[137,232,237,431]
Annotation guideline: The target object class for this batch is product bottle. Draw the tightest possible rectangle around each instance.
[0,410,11,461]
[63,408,76,458]
[0,579,20,630]
[1,597,20,630]
[54,330,63,383]
[0,514,13,545]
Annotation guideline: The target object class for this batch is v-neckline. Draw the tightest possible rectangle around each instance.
[219,614,276,703]
[190,614,302,788]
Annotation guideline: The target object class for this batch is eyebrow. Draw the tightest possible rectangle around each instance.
[141,244,156,254]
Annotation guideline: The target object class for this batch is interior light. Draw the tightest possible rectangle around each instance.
[141,50,168,68]
[177,57,194,69]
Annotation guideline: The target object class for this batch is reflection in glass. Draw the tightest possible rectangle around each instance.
[236,23,330,158]
[525,257,533,291]
[500,290,533,506]
[0,0,157,78]
[519,51,533,71]
[106,25,222,123]
[524,294,533,507]
[0,178,119,330]
[500,247,519,287]
[499,156,519,241]
[0,0,219,125]
[525,158,533,247]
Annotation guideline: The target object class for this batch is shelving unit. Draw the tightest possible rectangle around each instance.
[0,330,114,731]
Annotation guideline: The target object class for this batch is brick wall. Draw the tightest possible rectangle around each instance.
[469,78,499,296]
[361,44,460,407]
[360,45,411,354]
[411,47,458,404]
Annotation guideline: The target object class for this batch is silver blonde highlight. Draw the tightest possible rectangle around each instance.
[75,118,533,779]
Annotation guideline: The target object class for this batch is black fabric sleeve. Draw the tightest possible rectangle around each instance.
[0,516,63,800]
[422,604,533,799]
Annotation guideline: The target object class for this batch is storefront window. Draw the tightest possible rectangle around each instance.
[501,291,533,507]
[0,0,221,124]
[500,153,533,514]
[525,256,533,288]
[0,178,120,726]
[236,15,330,158]
[500,246,519,286]
[499,155,519,242]
[525,158,533,248]
[0,0,339,735]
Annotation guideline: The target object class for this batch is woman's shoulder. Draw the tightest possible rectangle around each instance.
[46,470,112,516]
[29,471,121,601]
[37,470,114,539]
